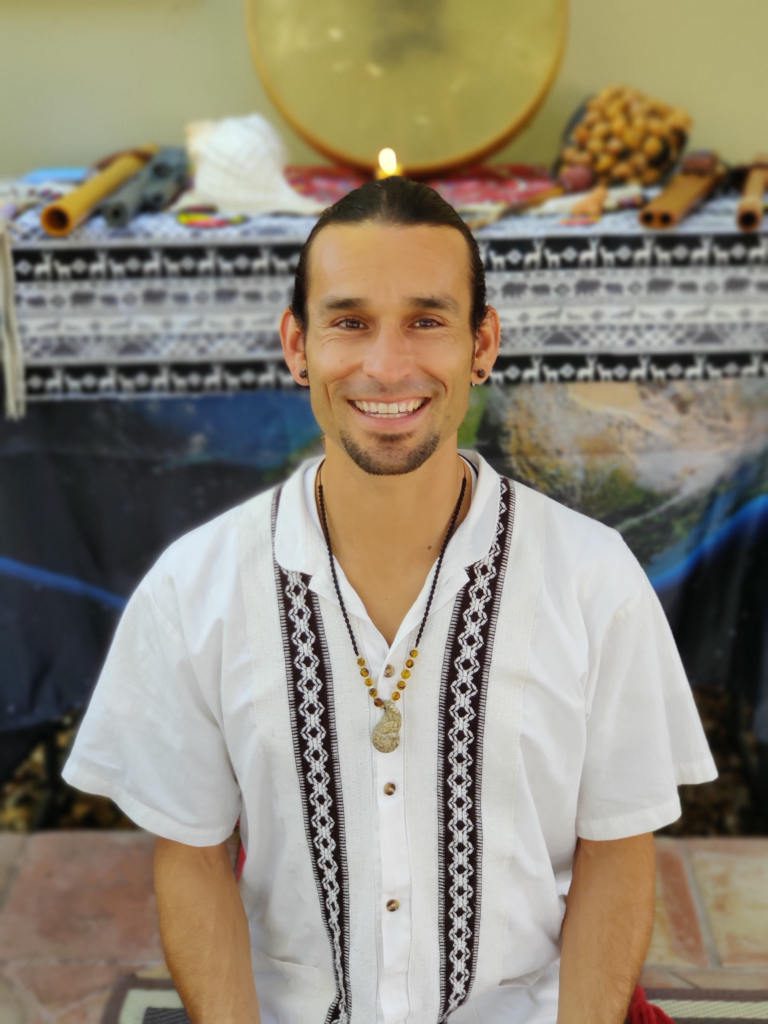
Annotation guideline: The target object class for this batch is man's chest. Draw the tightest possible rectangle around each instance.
[218,482,564,1022]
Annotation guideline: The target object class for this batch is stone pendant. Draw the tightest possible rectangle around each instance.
[371,699,402,753]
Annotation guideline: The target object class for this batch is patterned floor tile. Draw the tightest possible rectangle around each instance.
[0,832,161,962]
[686,839,768,967]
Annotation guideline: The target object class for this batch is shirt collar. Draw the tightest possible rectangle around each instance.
[273,450,501,579]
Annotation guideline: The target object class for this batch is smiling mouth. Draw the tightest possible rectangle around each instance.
[352,398,427,419]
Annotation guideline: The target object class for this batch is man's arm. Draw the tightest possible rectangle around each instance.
[558,832,656,1024]
[154,837,261,1024]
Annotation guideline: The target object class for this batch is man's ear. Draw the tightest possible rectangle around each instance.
[280,308,310,387]
[471,306,501,384]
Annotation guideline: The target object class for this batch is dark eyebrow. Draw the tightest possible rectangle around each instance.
[319,297,368,314]
[318,294,461,316]
[406,295,460,314]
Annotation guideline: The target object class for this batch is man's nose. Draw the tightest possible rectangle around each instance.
[362,323,415,384]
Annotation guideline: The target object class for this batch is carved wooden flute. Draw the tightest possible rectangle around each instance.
[639,150,725,230]
[737,155,768,231]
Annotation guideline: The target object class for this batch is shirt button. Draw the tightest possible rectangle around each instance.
[386,899,400,912]
[384,665,395,678]
[383,782,396,796]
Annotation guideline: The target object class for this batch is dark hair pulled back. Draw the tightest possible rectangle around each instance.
[290,176,487,335]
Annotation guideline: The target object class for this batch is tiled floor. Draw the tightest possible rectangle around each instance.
[641,837,768,991]
[0,834,766,1021]
[0,834,166,1024]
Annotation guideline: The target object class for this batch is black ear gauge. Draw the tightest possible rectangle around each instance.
[299,367,308,378]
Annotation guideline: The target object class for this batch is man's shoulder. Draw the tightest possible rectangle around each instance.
[513,478,625,550]
[139,486,278,615]
[511,478,644,607]
[161,486,276,571]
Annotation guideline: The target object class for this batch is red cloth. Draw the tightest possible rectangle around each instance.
[235,841,246,882]
[285,163,554,207]
[627,985,676,1024]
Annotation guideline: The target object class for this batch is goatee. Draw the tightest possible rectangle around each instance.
[339,430,441,476]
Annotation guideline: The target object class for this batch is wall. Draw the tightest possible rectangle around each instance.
[0,0,318,177]
[1,0,766,177]
[503,0,768,169]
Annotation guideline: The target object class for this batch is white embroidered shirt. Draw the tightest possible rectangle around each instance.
[63,452,716,1024]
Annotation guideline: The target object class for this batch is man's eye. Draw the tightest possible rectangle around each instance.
[414,318,439,328]
[337,318,365,329]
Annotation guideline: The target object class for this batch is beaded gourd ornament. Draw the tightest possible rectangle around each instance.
[555,85,692,191]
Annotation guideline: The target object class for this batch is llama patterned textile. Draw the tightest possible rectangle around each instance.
[8,196,768,400]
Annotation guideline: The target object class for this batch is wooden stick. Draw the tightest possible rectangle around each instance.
[737,155,768,232]
[41,146,158,237]
[639,151,724,230]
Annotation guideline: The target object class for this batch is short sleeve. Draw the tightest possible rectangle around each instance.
[62,579,241,846]
[576,573,717,841]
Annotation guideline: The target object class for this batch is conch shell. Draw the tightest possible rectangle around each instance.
[371,700,402,753]
[176,114,322,216]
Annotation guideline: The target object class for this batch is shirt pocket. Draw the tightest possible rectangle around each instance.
[251,948,331,1024]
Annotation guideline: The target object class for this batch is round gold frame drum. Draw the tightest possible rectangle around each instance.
[245,0,567,176]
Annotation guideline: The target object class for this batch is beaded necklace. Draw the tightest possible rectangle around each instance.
[317,466,468,753]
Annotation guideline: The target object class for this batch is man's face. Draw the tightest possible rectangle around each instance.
[288,222,486,476]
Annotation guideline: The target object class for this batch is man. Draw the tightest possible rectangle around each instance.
[64,177,716,1024]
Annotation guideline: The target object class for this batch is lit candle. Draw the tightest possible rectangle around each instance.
[376,148,401,179]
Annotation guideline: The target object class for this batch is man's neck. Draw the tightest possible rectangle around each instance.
[317,438,470,646]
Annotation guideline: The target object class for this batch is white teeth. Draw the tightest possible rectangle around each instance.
[353,398,426,417]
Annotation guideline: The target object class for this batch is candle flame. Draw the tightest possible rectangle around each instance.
[378,148,398,176]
